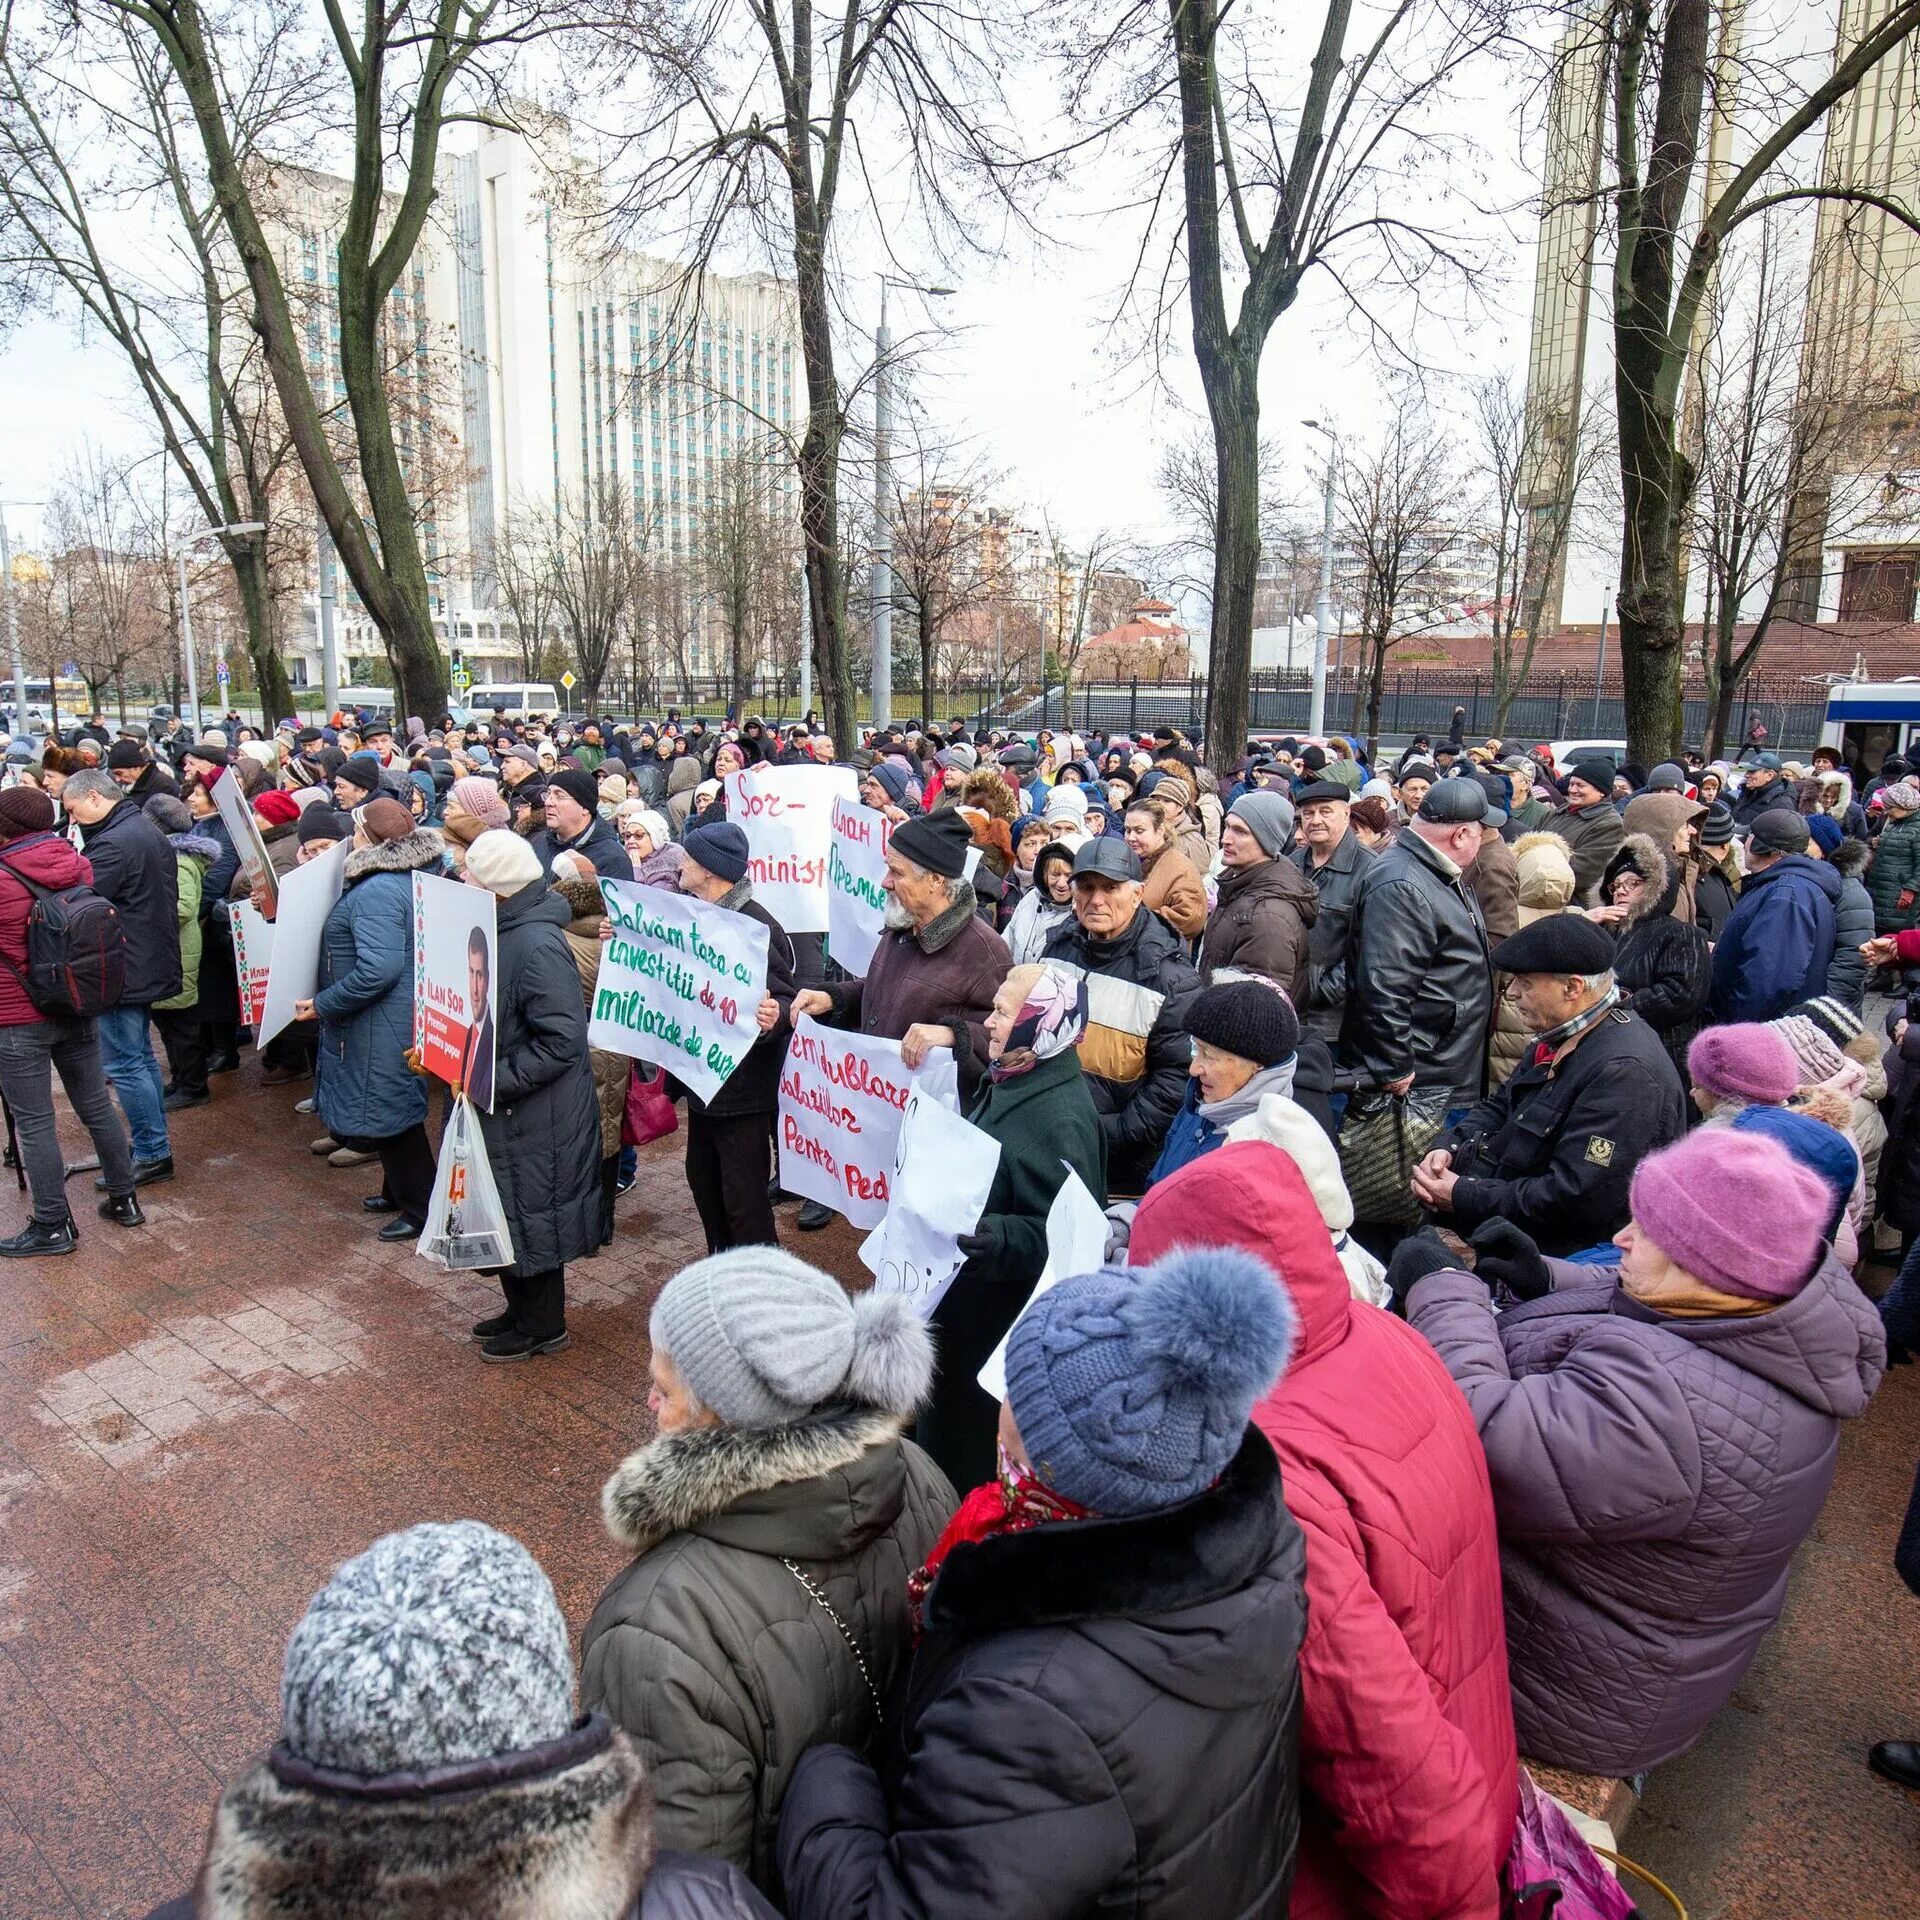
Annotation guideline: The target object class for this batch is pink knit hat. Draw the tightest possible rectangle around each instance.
[1686,1023,1801,1105]
[449,776,508,830]
[1629,1131,1831,1298]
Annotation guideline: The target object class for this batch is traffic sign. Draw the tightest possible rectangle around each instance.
[215,657,231,685]
[560,670,577,692]
[451,666,471,691]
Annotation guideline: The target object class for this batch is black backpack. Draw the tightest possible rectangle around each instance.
[0,832,127,1017]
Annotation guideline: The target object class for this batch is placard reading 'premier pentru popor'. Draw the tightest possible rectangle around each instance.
[587,878,770,1104]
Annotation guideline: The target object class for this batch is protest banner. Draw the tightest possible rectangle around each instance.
[208,766,278,912]
[587,878,769,1104]
[725,762,857,933]
[411,872,499,1110]
[776,1012,954,1230]
[256,838,350,1044]
[826,794,890,976]
[858,1085,1000,1317]
[976,1167,1107,1402]
[231,901,274,1029]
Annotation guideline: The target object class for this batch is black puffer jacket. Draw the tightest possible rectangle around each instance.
[1602,834,1713,1084]
[1043,905,1202,1195]
[78,795,182,1006]
[777,1431,1306,1920]
[1289,826,1374,1041]
[1339,830,1492,1106]
[477,879,604,1276]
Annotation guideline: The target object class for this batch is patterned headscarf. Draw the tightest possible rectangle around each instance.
[990,963,1088,1082]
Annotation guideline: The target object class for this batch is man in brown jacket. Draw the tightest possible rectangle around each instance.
[1200,790,1317,1002]
[791,808,1010,1229]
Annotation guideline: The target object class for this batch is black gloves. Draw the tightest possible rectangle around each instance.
[955,1226,997,1263]
[1385,1230,1462,1310]
[1469,1219,1552,1301]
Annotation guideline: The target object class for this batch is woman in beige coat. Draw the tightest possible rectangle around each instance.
[1488,832,1578,1087]
[1123,796,1209,941]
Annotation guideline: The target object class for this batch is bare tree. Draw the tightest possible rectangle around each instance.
[549,477,652,714]
[1338,395,1457,756]
[702,437,795,711]
[1150,423,1290,607]
[605,0,1032,748]
[886,427,1005,710]
[492,500,564,683]
[1058,1,1510,766]
[1689,210,1896,756]
[1597,0,1920,763]
[1039,516,1131,714]
[1473,370,1606,734]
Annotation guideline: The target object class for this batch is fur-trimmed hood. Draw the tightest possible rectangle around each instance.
[342,828,445,884]
[187,1715,651,1920]
[167,829,224,866]
[1601,831,1679,923]
[555,873,606,923]
[601,1403,912,1557]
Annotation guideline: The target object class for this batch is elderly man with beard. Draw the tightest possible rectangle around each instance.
[790,809,1010,1229]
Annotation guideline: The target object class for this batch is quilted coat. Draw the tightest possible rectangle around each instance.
[1708,852,1841,1023]
[1601,835,1713,1084]
[1200,853,1318,1002]
[1133,1145,1518,1920]
[776,1429,1308,1920]
[581,1405,953,1896]
[313,832,443,1142]
[1488,834,1578,1089]
[1408,1258,1885,1775]
[1868,811,1920,933]
[476,877,603,1278]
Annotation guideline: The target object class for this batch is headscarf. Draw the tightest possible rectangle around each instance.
[989,963,1088,1082]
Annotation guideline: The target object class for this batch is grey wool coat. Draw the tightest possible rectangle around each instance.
[580,1405,956,1897]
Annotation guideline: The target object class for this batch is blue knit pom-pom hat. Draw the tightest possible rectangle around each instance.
[1004,1246,1297,1516]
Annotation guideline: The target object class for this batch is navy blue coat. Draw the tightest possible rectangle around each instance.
[313,832,444,1142]
[1708,853,1841,1025]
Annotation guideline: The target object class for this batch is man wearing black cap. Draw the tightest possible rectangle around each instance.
[1708,808,1842,1023]
[1547,759,1626,906]
[1408,913,1686,1255]
[107,738,180,802]
[1289,781,1373,1044]
[530,767,633,883]
[1040,838,1201,1195]
[1340,777,1496,1117]
[790,808,1009,1228]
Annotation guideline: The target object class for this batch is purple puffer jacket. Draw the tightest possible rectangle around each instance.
[1407,1257,1885,1775]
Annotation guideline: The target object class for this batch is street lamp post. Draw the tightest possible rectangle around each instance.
[0,500,33,739]
[179,521,265,733]
[1302,419,1339,736]
[871,276,954,732]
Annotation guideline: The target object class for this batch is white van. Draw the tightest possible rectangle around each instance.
[461,682,561,719]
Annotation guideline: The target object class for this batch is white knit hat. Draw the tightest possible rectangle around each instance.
[464,828,544,895]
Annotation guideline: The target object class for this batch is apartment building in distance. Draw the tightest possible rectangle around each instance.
[260,117,802,690]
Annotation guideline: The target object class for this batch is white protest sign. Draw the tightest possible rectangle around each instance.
[857,1086,1001,1317]
[208,766,278,911]
[257,838,351,1044]
[412,872,499,1111]
[588,878,770,1103]
[977,1167,1108,1403]
[777,1012,954,1229]
[726,762,857,933]
[231,901,274,1029]
[826,794,890,977]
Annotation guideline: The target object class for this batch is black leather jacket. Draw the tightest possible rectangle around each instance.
[1338,830,1493,1106]
[1290,827,1375,1041]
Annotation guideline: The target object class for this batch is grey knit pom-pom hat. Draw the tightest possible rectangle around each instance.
[280,1520,574,1774]
[650,1246,934,1429]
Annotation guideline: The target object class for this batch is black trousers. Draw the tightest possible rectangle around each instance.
[599,1153,619,1244]
[339,1122,437,1225]
[686,1106,777,1252]
[500,1266,565,1340]
[199,913,240,1060]
[151,1006,208,1098]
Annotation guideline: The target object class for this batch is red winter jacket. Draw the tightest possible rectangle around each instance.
[0,831,93,1028]
[1132,1141,1518,1920]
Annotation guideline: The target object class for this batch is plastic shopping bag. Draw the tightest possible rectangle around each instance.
[419,1094,516,1271]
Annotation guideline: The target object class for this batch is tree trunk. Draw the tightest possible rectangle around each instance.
[1198,348,1262,769]
[235,546,292,722]
[1364,636,1388,760]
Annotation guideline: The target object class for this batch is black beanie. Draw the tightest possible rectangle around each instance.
[889,807,975,879]
[297,803,352,846]
[547,767,599,814]
[1186,977,1301,1069]
[107,740,147,770]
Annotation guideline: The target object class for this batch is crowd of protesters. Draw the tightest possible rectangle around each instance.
[2,697,1916,1917]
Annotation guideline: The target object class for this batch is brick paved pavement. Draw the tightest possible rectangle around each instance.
[0,1064,1913,1917]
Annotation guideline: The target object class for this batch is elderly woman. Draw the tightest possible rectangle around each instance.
[439,773,508,876]
[580,1250,953,1896]
[551,850,630,1246]
[616,800,685,889]
[461,829,604,1361]
[1348,793,1394,851]
[1592,832,1713,1084]
[1002,839,1075,964]
[1401,1127,1885,1776]
[1149,975,1305,1185]
[914,962,1107,1489]
[294,797,445,1239]
[1123,796,1208,941]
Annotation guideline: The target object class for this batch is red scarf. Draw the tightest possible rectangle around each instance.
[906,1447,1094,1637]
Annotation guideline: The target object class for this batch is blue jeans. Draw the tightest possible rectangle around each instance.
[97,1003,170,1162]
[1883,1239,1920,1357]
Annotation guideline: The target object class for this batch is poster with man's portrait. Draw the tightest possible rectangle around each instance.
[412,871,498,1111]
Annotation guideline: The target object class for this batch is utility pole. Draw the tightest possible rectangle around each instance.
[798,560,811,720]
[318,518,341,717]
[1303,420,1339,735]
[1592,587,1613,732]
[179,520,265,734]
[0,501,29,737]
